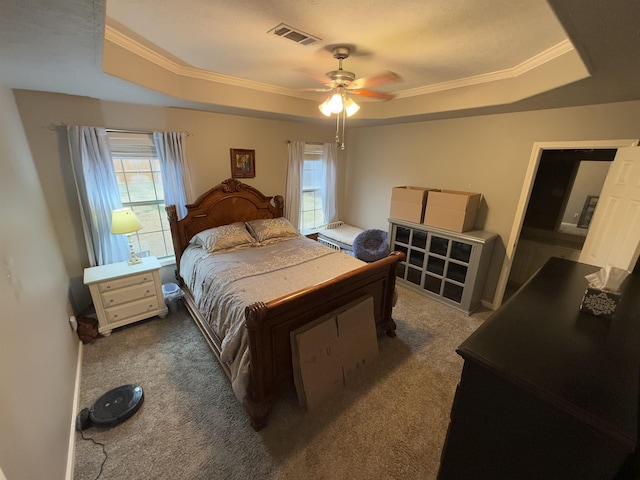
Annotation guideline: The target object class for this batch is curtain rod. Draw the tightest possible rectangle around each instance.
[106,127,193,137]
[46,123,192,136]
[285,140,322,145]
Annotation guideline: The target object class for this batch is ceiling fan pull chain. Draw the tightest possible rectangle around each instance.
[340,107,346,150]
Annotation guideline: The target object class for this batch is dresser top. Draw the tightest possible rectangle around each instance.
[83,256,161,284]
[458,257,640,448]
[388,217,498,243]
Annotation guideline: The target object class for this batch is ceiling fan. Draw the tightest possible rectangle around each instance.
[307,46,401,101]
[307,46,401,149]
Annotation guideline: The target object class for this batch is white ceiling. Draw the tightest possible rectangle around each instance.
[1,0,640,126]
[106,0,567,93]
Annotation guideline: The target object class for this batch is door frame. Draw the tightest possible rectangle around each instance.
[491,138,639,310]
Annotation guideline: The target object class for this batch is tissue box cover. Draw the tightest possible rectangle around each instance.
[580,288,621,320]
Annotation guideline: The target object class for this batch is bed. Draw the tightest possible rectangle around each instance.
[166,178,404,430]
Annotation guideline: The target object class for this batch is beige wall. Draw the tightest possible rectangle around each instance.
[13,90,339,311]
[344,100,640,303]
[13,89,640,311]
[0,85,78,479]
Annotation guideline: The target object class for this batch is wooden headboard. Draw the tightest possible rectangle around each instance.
[166,178,284,272]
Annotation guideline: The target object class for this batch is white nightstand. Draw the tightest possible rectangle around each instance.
[83,256,168,336]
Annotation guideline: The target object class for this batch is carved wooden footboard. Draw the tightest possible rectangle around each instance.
[167,178,403,430]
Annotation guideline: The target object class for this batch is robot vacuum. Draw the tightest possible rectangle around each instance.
[76,384,144,431]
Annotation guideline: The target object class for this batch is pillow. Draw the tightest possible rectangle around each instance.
[189,227,216,247]
[246,217,300,243]
[204,222,256,253]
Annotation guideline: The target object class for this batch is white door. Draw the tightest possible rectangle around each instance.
[579,146,640,270]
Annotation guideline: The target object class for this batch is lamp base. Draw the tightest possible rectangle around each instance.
[127,256,142,266]
[127,237,142,265]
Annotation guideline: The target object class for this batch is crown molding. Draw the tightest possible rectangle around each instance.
[105,25,583,105]
[395,40,577,98]
[104,25,318,100]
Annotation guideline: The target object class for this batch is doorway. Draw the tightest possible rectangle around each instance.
[492,139,639,309]
[505,148,615,298]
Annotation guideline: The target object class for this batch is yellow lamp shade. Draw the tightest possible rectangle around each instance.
[111,208,142,235]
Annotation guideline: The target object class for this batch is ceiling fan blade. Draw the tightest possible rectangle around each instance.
[299,87,334,93]
[351,70,401,89]
[349,89,395,101]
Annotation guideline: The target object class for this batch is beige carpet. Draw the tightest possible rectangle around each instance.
[74,286,491,480]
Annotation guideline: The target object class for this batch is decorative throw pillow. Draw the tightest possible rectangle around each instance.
[189,227,216,247]
[202,222,256,253]
[246,217,300,243]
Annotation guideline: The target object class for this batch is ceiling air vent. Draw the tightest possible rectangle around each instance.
[268,23,321,46]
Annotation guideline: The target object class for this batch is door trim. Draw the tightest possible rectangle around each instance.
[491,138,639,310]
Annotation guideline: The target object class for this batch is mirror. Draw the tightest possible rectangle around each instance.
[522,149,615,247]
[557,161,610,236]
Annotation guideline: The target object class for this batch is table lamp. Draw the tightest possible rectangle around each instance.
[111,207,143,265]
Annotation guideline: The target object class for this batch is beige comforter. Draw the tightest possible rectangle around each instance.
[180,235,365,400]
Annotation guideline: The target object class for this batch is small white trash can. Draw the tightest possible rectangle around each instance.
[162,282,183,314]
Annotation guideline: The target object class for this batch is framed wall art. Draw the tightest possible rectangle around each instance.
[230,148,255,178]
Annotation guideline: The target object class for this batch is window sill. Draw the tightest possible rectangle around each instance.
[157,255,176,268]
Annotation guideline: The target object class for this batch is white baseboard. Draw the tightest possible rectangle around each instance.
[66,340,83,480]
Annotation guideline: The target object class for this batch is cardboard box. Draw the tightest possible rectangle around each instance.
[291,315,343,411]
[580,288,621,320]
[390,186,439,224]
[291,296,378,411]
[423,190,481,232]
[336,296,379,384]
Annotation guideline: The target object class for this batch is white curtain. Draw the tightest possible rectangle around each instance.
[285,140,305,229]
[322,142,338,223]
[67,126,129,266]
[153,132,192,220]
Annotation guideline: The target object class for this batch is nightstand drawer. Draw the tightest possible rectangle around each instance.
[101,282,156,307]
[98,272,155,293]
[104,296,160,325]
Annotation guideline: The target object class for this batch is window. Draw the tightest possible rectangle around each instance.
[108,132,174,258]
[300,144,325,229]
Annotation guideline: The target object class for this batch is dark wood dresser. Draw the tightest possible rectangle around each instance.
[438,257,640,480]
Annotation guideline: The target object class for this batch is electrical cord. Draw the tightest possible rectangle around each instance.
[80,431,107,480]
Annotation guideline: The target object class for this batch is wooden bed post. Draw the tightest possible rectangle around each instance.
[244,301,273,430]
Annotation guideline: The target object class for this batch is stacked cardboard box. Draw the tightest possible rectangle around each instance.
[390,186,482,232]
[423,189,481,233]
[291,296,378,411]
[389,186,439,223]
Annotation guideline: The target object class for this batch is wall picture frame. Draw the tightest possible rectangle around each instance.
[230,148,255,178]
[577,194,599,229]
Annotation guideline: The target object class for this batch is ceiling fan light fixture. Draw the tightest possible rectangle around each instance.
[344,97,360,117]
[319,99,333,116]
[327,93,344,114]
[312,46,399,150]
